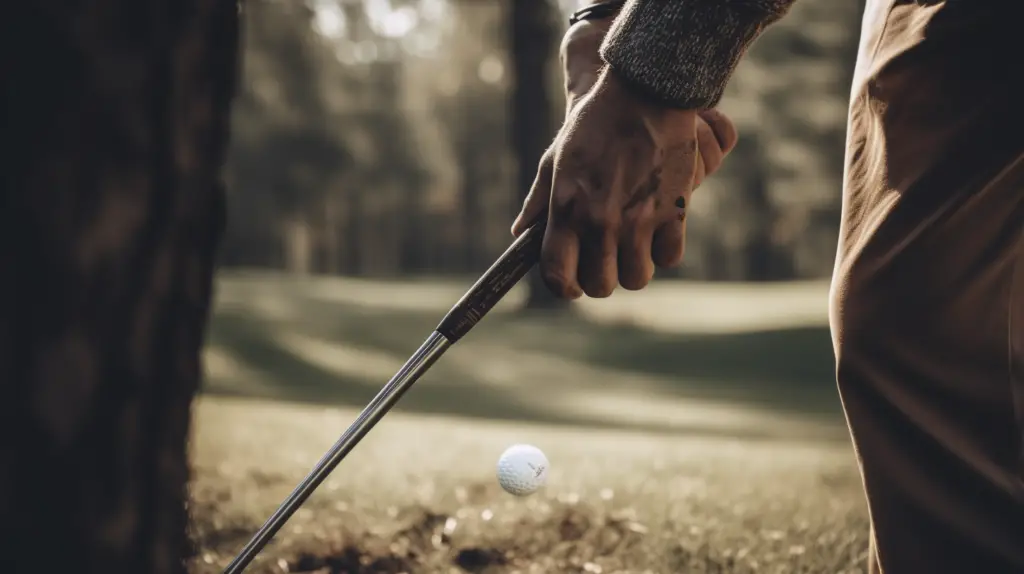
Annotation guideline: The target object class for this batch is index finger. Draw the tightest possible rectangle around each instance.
[539,178,583,300]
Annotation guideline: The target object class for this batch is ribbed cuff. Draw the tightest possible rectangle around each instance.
[600,0,793,109]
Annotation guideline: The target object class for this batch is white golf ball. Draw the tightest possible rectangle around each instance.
[496,444,549,496]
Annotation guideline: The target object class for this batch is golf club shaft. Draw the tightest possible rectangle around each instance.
[222,331,450,574]
[223,219,547,573]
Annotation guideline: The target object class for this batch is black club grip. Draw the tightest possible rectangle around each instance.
[436,217,547,342]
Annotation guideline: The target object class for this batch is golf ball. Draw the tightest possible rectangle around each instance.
[496,444,549,496]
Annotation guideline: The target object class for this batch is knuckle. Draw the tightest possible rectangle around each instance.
[674,137,698,155]
[550,182,577,210]
[622,202,653,226]
[582,205,620,233]
[620,211,641,229]
[541,146,556,165]
[541,268,581,299]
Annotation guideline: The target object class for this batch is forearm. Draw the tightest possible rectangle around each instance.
[600,0,798,109]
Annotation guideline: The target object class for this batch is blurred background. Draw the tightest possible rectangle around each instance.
[191,1,872,572]
[219,0,859,283]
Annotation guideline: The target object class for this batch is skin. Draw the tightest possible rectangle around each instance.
[512,10,738,299]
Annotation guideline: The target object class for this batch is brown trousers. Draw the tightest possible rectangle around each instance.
[831,2,1024,572]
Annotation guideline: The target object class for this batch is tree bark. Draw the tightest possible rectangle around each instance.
[509,0,571,310]
[0,1,238,572]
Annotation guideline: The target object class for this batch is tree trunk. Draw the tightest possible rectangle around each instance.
[509,0,570,310]
[460,146,485,271]
[0,1,238,572]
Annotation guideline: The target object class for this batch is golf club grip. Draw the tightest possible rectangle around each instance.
[436,216,547,342]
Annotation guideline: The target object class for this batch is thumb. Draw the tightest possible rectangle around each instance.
[698,109,738,156]
[512,149,555,236]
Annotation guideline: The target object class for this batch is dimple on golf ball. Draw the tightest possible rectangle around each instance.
[496,444,549,496]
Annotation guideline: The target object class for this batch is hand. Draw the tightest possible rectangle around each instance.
[513,63,737,299]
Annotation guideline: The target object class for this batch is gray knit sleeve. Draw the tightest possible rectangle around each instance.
[600,0,797,109]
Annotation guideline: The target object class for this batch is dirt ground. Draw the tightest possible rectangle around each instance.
[187,274,869,574]
[188,398,867,574]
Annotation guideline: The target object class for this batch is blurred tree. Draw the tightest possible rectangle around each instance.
[433,1,510,271]
[735,135,794,280]
[226,0,434,276]
[509,0,568,309]
[340,2,433,276]
[225,0,353,272]
[1,1,237,572]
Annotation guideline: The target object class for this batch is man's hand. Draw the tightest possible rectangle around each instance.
[512,25,738,299]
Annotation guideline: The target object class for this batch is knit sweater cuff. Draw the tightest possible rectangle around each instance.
[600,0,793,109]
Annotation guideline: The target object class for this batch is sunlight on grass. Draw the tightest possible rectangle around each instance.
[214,269,831,335]
[203,271,842,435]
[274,330,405,381]
[538,387,840,439]
[576,280,831,335]
[204,346,278,396]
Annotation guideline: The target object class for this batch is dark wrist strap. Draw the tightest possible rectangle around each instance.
[568,0,627,26]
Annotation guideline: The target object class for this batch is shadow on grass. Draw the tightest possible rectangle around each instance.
[204,290,842,440]
[206,309,564,424]
[483,311,838,415]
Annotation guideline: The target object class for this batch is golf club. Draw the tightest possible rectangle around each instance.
[222,217,548,573]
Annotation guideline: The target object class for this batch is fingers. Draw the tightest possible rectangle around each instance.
[651,218,686,269]
[650,109,733,269]
[541,178,622,299]
[534,122,711,296]
[652,128,694,271]
[539,179,583,299]
[532,95,731,298]
[512,149,555,236]
[577,210,619,298]
[618,203,656,291]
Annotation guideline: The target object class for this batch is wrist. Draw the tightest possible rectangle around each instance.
[562,1,624,62]
[561,2,627,111]
[561,11,617,102]
[596,66,690,113]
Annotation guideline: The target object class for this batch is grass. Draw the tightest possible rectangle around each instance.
[188,271,868,573]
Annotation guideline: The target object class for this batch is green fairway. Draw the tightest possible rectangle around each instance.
[189,272,867,573]
[202,272,842,434]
